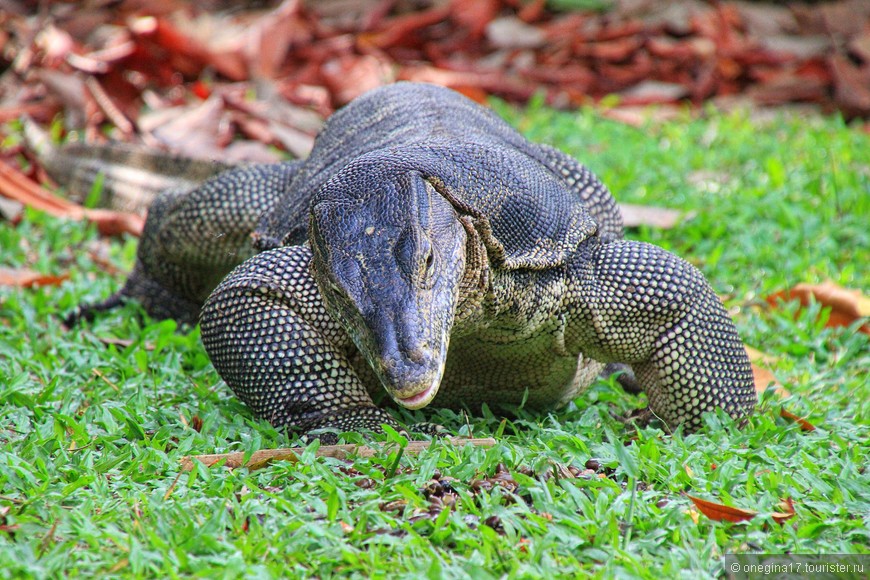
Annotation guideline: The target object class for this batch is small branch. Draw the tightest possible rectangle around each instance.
[179,437,497,472]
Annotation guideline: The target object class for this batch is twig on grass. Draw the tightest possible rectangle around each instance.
[179,437,497,472]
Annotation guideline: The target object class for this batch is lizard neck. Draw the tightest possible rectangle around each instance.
[454,214,492,329]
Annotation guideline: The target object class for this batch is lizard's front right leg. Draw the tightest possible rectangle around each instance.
[200,245,402,440]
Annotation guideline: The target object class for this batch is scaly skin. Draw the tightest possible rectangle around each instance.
[23,119,235,215]
[74,82,757,438]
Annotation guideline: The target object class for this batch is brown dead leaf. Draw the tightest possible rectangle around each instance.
[779,409,816,432]
[486,16,546,49]
[0,160,143,236]
[145,96,233,157]
[83,209,144,237]
[828,53,870,118]
[322,54,394,106]
[599,105,684,126]
[745,346,789,398]
[358,5,451,50]
[687,495,757,523]
[766,280,870,335]
[240,0,312,79]
[0,267,69,288]
[771,497,797,525]
[691,492,796,526]
[0,159,79,215]
[128,16,246,81]
[751,365,788,398]
[451,0,501,40]
[618,203,692,229]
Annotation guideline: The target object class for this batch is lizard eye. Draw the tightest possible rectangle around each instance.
[419,238,434,280]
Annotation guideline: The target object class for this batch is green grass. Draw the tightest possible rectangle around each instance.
[1,103,868,578]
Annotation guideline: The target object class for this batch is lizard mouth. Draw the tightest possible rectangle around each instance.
[394,381,439,410]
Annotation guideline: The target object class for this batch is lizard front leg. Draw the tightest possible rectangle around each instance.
[200,245,403,441]
[67,162,302,325]
[570,238,756,431]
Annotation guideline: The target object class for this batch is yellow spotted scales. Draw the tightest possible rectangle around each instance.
[72,83,756,440]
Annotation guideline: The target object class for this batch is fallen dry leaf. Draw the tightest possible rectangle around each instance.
[0,267,69,288]
[766,280,870,335]
[779,409,816,432]
[618,203,692,229]
[744,345,779,366]
[82,208,144,237]
[771,497,797,524]
[745,345,790,398]
[0,160,143,237]
[751,365,787,398]
[690,494,795,526]
[687,495,757,523]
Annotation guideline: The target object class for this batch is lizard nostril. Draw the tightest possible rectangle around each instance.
[406,347,426,364]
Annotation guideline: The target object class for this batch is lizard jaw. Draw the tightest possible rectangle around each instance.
[394,380,439,410]
[388,328,448,410]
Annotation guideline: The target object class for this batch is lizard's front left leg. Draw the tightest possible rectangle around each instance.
[570,238,756,431]
[67,162,303,325]
[200,245,402,440]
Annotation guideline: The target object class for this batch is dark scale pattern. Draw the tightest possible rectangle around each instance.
[531,143,624,239]
[567,238,756,430]
[77,82,757,437]
[200,246,401,435]
[70,162,303,325]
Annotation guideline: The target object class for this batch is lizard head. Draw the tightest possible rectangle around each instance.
[310,170,466,410]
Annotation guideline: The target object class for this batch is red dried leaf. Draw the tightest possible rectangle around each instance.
[750,364,787,397]
[97,336,136,349]
[0,160,142,237]
[780,409,816,432]
[687,495,757,523]
[577,37,644,62]
[828,53,870,118]
[0,159,79,215]
[766,281,870,335]
[322,54,394,106]
[744,346,789,397]
[83,208,144,238]
[618,203,689,229]
[450,0,500,40]
[358,6,451,50]
[771,497,797,525]
[0,268,69,288]
[518,0,546,23]
[241,0,312,79]
[128,16,246,81]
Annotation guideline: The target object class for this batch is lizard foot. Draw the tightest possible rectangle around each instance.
[407,422,449,438]
[601,363,643,395]
[612,406,669,432]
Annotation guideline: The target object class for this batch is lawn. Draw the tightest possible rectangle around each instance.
[1,101,868,578]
